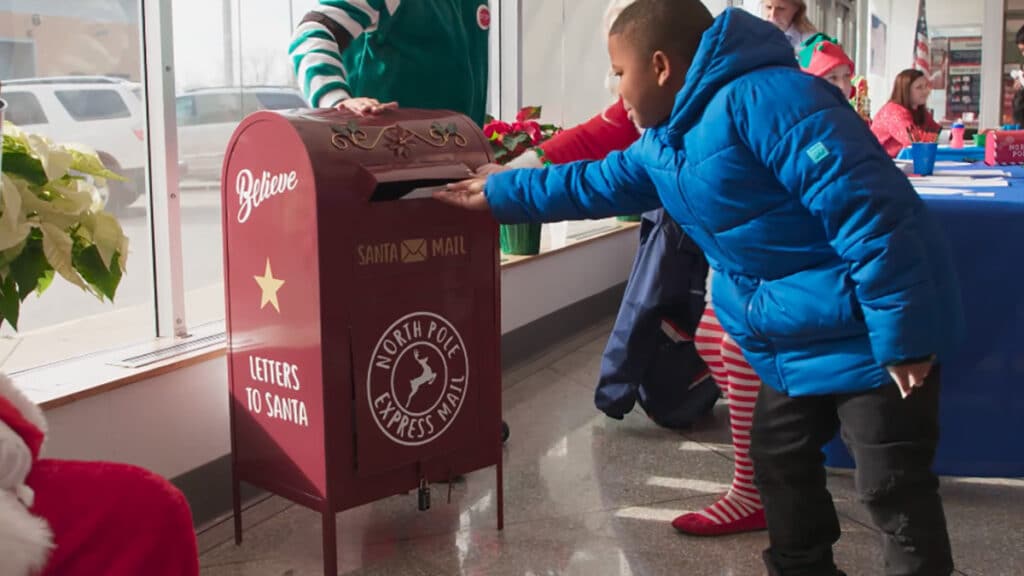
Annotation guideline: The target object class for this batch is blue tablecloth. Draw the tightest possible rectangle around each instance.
[824,163,1024,477]
[895,145,986,163]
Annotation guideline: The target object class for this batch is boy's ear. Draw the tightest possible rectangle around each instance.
[652,50,672,87]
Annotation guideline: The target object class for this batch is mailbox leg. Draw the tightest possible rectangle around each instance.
[322,510,338,576]
[496,448,505,531]
[232,476,243,545]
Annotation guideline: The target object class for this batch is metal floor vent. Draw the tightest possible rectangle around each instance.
[108,332,226,369]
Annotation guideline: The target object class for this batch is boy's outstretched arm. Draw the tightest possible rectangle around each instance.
[437,146,660,223]
[731,81,945,390]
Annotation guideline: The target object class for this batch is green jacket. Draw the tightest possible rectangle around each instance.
[289,0,490,126]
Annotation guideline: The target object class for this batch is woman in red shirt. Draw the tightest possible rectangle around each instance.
[871,69,942,157]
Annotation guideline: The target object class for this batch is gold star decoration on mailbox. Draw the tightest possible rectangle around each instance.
[254,258,285,313]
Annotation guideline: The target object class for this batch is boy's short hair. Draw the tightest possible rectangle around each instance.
[609,0,713,63]
[1017,24,1024,46]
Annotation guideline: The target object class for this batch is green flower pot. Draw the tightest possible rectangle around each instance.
[617,214,642,222]
[499,223,542,255]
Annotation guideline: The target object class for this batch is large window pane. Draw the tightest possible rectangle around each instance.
[175,0,314,327]
[0,0,155,372]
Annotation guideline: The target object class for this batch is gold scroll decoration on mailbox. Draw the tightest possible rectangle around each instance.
[330,121,469,158]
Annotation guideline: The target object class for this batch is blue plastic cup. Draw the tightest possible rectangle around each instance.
[912,142,938,175]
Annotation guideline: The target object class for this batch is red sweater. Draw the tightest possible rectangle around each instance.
[540,98,641,163]
[871,101,942,158]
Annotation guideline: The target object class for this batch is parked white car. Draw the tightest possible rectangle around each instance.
[2,76,146,212]
[176,87,308,184]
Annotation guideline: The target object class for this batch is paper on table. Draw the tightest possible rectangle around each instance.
[932,169,1011,177]
[908,176,1007,187]
[895,159,972,169]
[914,187,960,195]
[914,186,996,197]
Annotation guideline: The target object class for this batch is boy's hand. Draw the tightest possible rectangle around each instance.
[434,176,491,211]
[886,358,934,399]
[335,97,399,116]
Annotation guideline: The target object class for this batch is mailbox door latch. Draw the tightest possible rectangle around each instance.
[417,478,431,511]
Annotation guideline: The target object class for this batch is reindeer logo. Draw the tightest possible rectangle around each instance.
[405,350,437,408]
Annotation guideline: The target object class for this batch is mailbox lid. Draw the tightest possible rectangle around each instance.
[276,107,494,203]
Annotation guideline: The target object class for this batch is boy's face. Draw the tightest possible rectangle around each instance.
[823,65,853,99]
[608,33,679,129]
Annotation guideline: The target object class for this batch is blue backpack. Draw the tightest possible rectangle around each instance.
[596,209,720,429]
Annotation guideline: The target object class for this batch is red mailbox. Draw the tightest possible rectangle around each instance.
[220,108,503,575]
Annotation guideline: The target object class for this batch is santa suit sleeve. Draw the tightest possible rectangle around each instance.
[502,98,641,170]
[541,98,641,163]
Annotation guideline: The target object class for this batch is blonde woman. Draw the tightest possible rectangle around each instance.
[762,0,817,50]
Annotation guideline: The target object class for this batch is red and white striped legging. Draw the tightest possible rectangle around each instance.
[693,303,763,521]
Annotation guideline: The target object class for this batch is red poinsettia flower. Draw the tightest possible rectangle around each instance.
[517,120,543,145]
[485,106,562,164]
[484,120,512,140]
[516,106,542,123]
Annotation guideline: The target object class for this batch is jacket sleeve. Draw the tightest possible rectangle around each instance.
[485,141,660,223]
[540,98,641,163]
[288,1,402,108]
[731,83,943,366]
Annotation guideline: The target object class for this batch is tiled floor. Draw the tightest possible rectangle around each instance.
[199,318,1024,575]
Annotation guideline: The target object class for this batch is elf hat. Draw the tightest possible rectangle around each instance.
[798,33,855,80]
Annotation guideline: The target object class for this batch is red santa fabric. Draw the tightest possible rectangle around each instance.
[0,394,44,463]
[540,97,641,163]
[29,460,199,576]
[0,374,199,576]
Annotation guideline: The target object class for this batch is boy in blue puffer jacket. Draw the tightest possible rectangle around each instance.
[437,1,962,574]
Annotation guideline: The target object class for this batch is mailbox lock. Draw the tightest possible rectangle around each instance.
[417,478,431,512]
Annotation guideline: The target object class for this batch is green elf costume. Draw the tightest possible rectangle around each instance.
[288,0,491,126]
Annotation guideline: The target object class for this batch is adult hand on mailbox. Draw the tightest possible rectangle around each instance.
[435,176,492,211]
[335,97,399,116]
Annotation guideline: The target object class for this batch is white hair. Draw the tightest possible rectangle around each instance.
[603,0,638,95]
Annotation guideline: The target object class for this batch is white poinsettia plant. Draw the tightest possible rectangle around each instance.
[0,120,129,330]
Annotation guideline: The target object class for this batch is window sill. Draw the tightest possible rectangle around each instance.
[14,220,639,411]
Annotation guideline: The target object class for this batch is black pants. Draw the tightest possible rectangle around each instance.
[750,368,953,576]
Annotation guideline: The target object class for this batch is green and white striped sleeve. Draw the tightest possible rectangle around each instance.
[288,0,401,108]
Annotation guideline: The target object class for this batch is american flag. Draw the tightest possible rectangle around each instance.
[913,0,930,75]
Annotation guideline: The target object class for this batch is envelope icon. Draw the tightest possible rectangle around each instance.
[401,239,428,263]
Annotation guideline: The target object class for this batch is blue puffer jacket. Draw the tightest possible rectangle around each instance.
[485,8,963,397]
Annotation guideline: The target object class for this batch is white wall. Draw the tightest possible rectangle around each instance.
[867,0,987,122]
[517,0,732,128]
[42,231,638,479]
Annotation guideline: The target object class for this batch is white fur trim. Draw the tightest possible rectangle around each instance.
[504,149,544,169]
[0,374,47,442]
[0,490,53,576]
